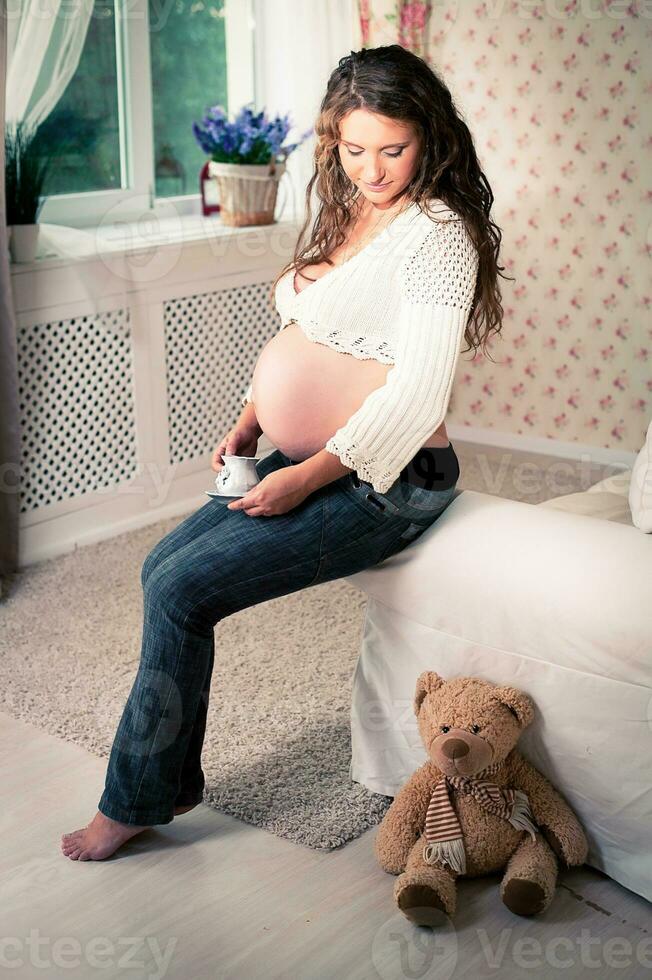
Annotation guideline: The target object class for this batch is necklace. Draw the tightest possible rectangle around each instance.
[294,197,411,291]
[339,199,408,263]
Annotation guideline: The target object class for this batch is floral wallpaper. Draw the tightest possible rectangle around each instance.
[354,0,651,453]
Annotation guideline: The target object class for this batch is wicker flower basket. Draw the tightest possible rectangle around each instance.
[208,159,287,226]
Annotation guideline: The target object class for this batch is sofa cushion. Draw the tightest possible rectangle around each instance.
[537,490,632,525]
[586,468,632,496]
[537,465,634,526]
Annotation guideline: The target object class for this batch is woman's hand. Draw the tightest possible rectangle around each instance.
[211,422,259,473]
[227,466,310,517]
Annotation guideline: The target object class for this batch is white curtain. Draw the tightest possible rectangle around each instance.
[5,0,93,130]
[253,0,357,223]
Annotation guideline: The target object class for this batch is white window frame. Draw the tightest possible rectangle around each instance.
[38,0,256,229]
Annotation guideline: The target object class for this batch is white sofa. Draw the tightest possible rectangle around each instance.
[345,469,652,902]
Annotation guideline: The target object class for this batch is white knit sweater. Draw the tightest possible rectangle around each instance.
[241,198,479,494]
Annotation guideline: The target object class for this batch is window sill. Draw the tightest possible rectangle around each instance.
[9,212,303,274]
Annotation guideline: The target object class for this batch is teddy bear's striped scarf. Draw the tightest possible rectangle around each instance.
[423,761,538,874]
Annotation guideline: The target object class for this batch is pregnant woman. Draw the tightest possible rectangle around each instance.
[61,44,507,860]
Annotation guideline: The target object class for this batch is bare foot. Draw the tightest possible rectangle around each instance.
[60,810,152,861]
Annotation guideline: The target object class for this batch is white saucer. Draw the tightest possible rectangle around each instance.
[204,490,244,500]
[205,487,247,499]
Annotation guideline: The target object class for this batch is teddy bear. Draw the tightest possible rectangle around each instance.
[374,672,588,927]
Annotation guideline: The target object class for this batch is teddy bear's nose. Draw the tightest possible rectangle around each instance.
[441,738,469,759]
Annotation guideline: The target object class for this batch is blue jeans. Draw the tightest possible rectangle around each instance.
[98,444,460,825]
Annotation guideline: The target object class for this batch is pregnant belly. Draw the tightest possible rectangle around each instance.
[251,324,390,459]
[251,323,448,460]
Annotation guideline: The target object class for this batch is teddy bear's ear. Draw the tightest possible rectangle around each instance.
[414,671,446,717]
[491,686,535,728]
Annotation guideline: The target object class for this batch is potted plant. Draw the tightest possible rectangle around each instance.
[5,121,50,263]
[192,103,312,226]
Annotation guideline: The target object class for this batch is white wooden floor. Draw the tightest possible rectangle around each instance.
[1,710,650,980]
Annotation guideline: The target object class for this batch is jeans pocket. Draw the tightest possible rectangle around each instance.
[343,473,403,527]
[392,483,459,526]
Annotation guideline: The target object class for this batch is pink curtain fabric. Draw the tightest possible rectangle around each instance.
[356,0,432,60]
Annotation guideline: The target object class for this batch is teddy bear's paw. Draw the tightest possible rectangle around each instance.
[394,871,455,925]
[397,884,447,928]
[502,877,548,917]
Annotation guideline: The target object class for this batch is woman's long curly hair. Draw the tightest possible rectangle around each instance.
[271,44,512,359]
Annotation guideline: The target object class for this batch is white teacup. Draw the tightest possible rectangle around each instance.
[216,454,261,495]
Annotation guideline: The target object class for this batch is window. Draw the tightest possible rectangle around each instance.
[37,0,255,227]
[149,0,228,199]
